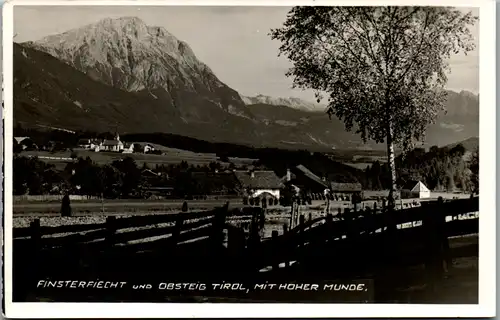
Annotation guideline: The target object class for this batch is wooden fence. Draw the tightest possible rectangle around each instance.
[248,196,479,276]
[13,205,262,252]
[13,197,479,302]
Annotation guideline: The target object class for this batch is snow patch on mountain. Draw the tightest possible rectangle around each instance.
[240,94,324,112]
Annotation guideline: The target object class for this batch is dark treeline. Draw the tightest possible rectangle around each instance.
[14,127,478,194]
[365,144,479,193]
[13,155,242,198]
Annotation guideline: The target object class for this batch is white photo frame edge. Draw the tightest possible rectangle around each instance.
[2,0,496,318]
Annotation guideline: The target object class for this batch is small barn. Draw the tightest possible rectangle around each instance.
[401,181,431,199]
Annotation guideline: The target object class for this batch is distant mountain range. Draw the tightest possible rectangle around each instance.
[14,17,479,152]
[240,94,324,112]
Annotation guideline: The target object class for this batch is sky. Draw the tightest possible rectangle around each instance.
[13,6,479,102]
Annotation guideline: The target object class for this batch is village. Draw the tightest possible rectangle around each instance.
[13,129,469,219]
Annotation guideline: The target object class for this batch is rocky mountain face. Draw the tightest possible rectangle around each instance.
[240,94,324,112]
[23,17,253,122]
[15,17,479,151]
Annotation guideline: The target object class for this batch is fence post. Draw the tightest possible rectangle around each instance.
[228,227,245,253]
[211,205,228,249]
[424,197,447,291]
[435,197,450,272]
[272,230,279,271]
[299,214,305,245]
[308,212,312,222]
[171,216,184,245]
[299,214,305,229]
[326,213,333,242]
[105,216,116,247]
[282,222,291,268]
[30,219,41,252]
[283,223,288,235]
[249,209,261,248]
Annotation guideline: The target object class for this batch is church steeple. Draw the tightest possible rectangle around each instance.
[114,124,120,142]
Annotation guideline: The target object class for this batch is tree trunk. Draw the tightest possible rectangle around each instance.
[386,123,397,210]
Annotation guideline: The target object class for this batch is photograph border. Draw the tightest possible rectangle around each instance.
[3,0,496,318]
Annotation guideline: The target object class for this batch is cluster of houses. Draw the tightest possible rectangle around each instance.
[14,132,158,155]
[142,163,432,202]
[77,133,156,154]
[141,164,366,202]
[15,132,432,201]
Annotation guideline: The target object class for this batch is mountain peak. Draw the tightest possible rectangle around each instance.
[23,17,211,91]
[21,16,250,120]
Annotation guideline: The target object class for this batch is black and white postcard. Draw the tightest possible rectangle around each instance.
[3,0,496,318]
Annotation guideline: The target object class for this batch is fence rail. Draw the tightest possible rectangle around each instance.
[13,196,479,298]
[250,197,479,273]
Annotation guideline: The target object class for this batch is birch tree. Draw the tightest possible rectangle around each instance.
[270,7,477,209]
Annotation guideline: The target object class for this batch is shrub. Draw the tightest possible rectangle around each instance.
[61,194,72,217]
[249,198,255,206]
[268,198,274,206]
[243,197,248,205]
[181,201,188,212]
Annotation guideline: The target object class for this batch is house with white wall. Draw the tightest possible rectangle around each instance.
[234,170,283,200]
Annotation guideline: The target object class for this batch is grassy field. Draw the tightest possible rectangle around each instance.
[13,199,247,216]
[20,149,224,168]
[19,146,259,168]
[12,190,468,216]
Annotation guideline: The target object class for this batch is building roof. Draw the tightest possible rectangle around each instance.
[78,139,92,144]
[330,182,363,192]
[142,169,160,177]
[102,139,122,146]
[14,137,30,144]
[294,164,329,188]
[234,170,283,190]
[403,180,430,192]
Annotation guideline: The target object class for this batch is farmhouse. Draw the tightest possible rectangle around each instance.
[77,139,100,150]
[401,180,431,199]
[141,168,163,187]
[144,144,155,153]
[329,182,363,201]
[122,143,135,154]
[14,136,37,150]
[234,170,283,199]
[283,165,329,196]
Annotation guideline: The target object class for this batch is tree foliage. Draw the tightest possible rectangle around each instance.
[270,7,477,151]
[468,147,479,194]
